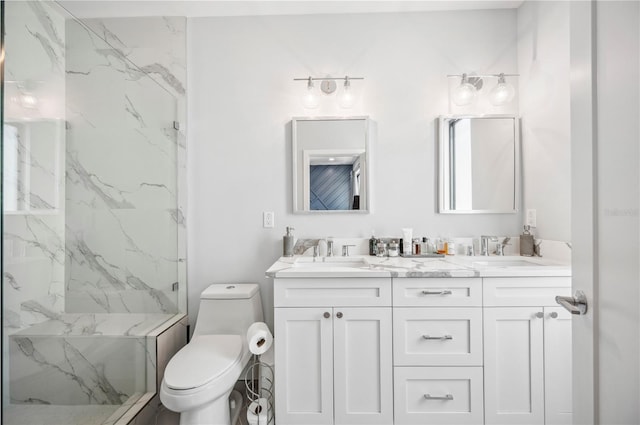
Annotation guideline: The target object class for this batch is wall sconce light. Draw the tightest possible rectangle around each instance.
[302,77,319,109]
[295,75,363,109]
[489,73,516,106]
[452,73,483,106]
[448,72,518,106]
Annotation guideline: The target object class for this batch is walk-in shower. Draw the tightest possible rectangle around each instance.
[2,2,187,423]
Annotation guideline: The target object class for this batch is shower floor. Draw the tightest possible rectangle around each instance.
[2,404,121,425]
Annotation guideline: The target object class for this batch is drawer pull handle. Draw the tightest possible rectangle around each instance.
[422,334,453,340]
[421,290,452,295]
[424,394,454,401]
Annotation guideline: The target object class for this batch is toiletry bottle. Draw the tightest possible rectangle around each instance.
[401,228,413,255]
[388,241,399,257]
[520,225,535,256]
[447,238,456,255]
[421,237,428,254]
[369,232,377,256]
[283,227,295,257]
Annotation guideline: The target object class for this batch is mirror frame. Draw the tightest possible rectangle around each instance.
[437,114,521,214]
[292,116,371,214]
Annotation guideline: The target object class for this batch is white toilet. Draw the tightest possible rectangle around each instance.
[160,283,264,425]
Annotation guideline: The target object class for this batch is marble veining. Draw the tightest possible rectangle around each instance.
[12,336,129,405]
[27,1,64,48]
[66,154,136,210]
[25,27,63,71]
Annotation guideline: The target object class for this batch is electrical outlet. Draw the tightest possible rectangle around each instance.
[526,209,537,227]
[263,211,275,228]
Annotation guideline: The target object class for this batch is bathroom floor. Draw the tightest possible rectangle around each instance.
[2,404,121,425]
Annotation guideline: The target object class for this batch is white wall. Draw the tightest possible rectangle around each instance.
[187,9,521,328]
[517,1,571,242]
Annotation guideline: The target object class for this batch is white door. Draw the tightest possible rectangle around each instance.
[543,307,572,425]
[484,307,545,425]
[333,307,393,425]
[570,2,640,424]
[274,307,334,425]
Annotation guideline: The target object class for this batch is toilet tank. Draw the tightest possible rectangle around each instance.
[193,283,264,337]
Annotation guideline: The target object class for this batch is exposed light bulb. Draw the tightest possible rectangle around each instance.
[338,77,354,109]
[452,73,478,106]
[489,73,515,106]
[302,77,319,109]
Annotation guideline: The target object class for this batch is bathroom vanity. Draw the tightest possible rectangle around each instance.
[267,255,572,425]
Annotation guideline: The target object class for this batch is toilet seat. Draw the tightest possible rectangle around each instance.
[164,335,243,391]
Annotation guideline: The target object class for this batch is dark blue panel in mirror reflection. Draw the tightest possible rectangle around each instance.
[310,165,352,210]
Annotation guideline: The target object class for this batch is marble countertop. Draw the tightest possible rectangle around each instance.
[266,255,571,278]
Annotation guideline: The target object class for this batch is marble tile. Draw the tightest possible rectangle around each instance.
[2,404,120,425]
[9,335,146,405]
[14,313,175,337]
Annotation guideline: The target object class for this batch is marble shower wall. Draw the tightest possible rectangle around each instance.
[64,17,187,314]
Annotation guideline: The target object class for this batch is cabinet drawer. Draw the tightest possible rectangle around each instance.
[393,278,482,307]
[394,366,484,425]
[274,278,391,307]
[393,308,482,366]
[483,277,571,306]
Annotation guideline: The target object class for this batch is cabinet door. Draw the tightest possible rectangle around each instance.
[544,307,572,425]
[333,307,393,425]
[484,307,545,425]
[275,308,334,425]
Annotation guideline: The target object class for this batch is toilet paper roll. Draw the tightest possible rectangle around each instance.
[246,398,268,425]
[247,322,273,355]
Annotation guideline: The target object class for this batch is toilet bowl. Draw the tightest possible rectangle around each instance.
[160,283,264,425]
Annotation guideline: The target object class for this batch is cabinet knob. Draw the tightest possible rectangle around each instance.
[535,311,544,319]
[336,312,343,319]
[549,311,559,319]
[323,312,330,319]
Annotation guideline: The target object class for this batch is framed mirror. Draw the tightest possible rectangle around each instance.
[438,115,520,214]
[292,116,370,213]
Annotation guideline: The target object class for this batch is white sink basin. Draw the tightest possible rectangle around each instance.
[293,257,368,268]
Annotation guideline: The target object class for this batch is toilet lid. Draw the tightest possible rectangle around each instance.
[164,335,243,390]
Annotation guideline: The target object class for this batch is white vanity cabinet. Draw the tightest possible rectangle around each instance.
[273,277,393,425]
[392,278,485,425]
[483,277,572,425]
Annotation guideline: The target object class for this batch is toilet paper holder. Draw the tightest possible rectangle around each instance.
[244,355,274,425]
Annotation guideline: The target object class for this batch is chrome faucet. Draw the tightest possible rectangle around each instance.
[480,236,498,256]
[327,239,334,257]
[495,237,511,256]
[313,245,319,260]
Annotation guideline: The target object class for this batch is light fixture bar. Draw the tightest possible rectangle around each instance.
[447,73,519,78]
[294,76,364,81]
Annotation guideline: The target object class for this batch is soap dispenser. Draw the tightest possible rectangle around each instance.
[520,225,534,257]
[283,227,295,257]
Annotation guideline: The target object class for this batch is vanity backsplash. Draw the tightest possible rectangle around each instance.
[292,236,571,263]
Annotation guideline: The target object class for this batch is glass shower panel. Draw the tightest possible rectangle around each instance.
[3,1,181,423]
